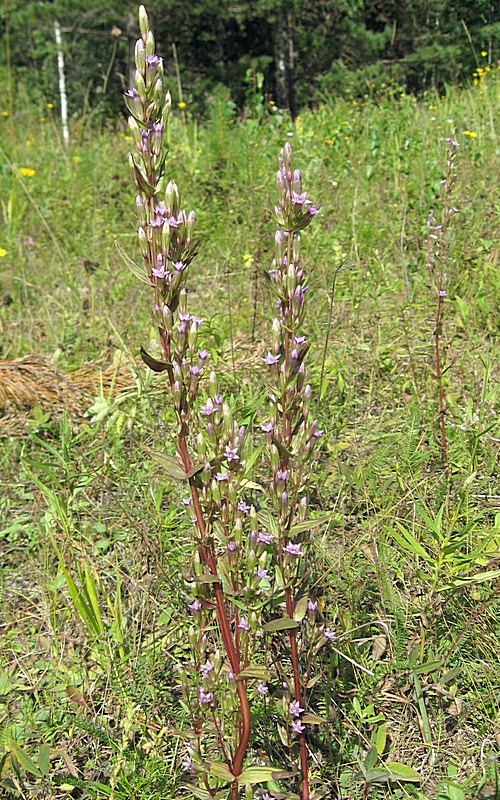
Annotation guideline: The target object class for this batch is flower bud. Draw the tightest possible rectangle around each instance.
[234,517,243,543]
[276,170,286,206]
[292,168,302,194]
[188,320,198,352]
[179,288,187,315]
[145,31,155,57]
[135,38,146,72]
[138,5,149,39]
[165,181,180,216]
[247,549,257,572]
[135,70,147,102]
[292,232,301,263]
[188,626,198,648]
[172,380,182,407]
[196,433,206,459]
[223,403,233,435]
[209,371,218,398]
[272,318,281,352]
[211,478,221,503]
[228,480,237,504]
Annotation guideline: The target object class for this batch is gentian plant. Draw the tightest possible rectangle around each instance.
[125,8,331,799]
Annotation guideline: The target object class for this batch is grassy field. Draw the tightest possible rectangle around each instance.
[1,64,500,800]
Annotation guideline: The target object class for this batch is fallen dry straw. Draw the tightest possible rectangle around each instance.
[0,355,137,435]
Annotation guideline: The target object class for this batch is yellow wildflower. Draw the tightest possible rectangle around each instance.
[39,116,45,123]
[324,139,334,146]
[481,51,487,57]
[0,247,7,258]
[1,111,8,117]
[464,130,478,139]
[47,103,54,109]
[177,101,186,109]
[19,167,35,178]
[243,253,254,265]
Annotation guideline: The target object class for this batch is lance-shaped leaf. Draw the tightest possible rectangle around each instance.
[236,665,271,681]
[140,347,171,372]
[193,573,222,584]
[293,595,309,622]
[289,514,332,536]
[263,617,300,632]
[302,712,328,725]
[115,240,150,285]
[237,766,296,785]
[141,446,187,480]
[208,762,234,783]
[130,154,155,196]
[385,762,421,782]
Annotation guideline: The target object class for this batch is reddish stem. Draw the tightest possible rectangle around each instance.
[285,586,310,800]
[177,434,251,790]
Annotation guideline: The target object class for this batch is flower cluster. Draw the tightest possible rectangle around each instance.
[126,4,200,415]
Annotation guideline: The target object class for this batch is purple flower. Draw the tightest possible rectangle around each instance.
[261,420,275,434]
[324,627,336,641]
[307,204,320,218]
[224,444,240,463]
[181,497,191,507]
[188,599,202,613]
[276,469,288,483]
[200,398,214,416]
[292,191,308,205]
[256,566,268,580]
[257,531,273,545]
[290,700,304,717]
[263,352,280,366]
[284,542,302,557]
[202,660,214,677]
[238,617,250,631]
[262,793,275,800]
[216,471,229,482]
[173,260,186,272]
[181,755,192,772]
[308,599,318,613]
[237,501,250,513]
[198,687,213,705]
[189,364,201,377]
[292,720,305,734]
[227,541,237,552]
[257,683,268,695]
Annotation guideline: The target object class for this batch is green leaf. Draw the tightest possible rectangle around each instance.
[364,746,378,770]
[37,744,51,777]
[181,787,211,800]
[389,523,430,560]
[236,665,271,681]
[293,595,309,622]
[194,573,221,584]
[7,740,40,777]
[371,722,386,755]
[263,617,300,632]
[115,240,150,285]
[385,762,421,782]
[237,766,295,785]
[289,514,332,535]
[208,762,234,782]
[301,712,327,725]
[141,447,187,480]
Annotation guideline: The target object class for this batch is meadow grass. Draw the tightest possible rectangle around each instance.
[1,67,500,799]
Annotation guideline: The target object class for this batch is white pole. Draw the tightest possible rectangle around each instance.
[54,20,69,147]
